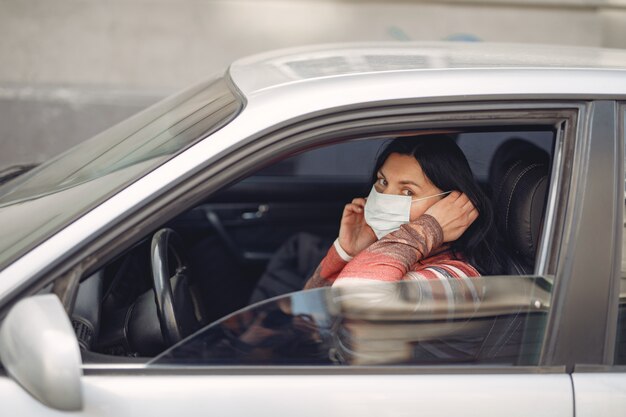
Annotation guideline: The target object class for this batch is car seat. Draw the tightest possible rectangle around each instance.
[489,139,551,274]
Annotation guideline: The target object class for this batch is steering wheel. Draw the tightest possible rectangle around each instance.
[150,228,204,346]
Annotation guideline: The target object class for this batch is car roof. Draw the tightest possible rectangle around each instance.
[228,42,626,96]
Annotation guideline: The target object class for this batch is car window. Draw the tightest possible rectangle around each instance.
[0,76,241,271]
[456,131,553,183]
[254,138,386,180]
[254,131,553,184]
[87,126,557,365]
[149,276,551,366]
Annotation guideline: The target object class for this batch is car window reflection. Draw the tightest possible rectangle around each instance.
[150,276,551,367]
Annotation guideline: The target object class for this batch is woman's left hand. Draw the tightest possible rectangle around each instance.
[424,191,478,242]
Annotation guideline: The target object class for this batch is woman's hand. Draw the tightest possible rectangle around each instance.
[424,191,478,242]
[338,198,377,257]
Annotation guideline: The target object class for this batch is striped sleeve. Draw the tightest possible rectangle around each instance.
[303,243,349,289]
[335,214,443,283]
[332,260,483,314]
[405,261,482,307]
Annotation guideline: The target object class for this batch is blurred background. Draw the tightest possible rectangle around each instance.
[1,0,625,168]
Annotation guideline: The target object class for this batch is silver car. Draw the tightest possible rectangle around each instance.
[0,42,625,416]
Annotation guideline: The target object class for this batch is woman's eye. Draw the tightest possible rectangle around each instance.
[377,178,387,186]
[402,189,413,196]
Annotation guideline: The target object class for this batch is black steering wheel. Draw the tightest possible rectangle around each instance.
[150,228,204,346]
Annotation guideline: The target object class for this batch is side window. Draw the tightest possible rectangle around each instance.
[456,131,553,183]
[255,131,554,185]
[255,139,386,180]
[144,127,556,368]
[150,277,551,367]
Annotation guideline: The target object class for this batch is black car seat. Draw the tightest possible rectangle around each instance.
[470,139,552,365]
[489,139,551,274]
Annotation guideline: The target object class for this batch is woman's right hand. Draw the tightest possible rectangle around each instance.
[338,198,377,257]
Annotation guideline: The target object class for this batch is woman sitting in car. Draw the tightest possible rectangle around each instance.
[304,134,509,289]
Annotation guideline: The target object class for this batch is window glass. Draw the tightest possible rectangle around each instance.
[149,277,551,367]
[254,138,386,179]
[0,76,241,270]
[254,131,554,184]
[90,125,556,365]
[456,131,553,183]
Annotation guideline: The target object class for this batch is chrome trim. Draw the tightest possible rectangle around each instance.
[80,364,566,375]
[534,107,581,275]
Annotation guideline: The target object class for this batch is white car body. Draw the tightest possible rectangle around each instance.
[0,42,625,415]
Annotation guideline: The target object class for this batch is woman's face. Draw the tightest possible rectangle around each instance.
[374,152,445,222]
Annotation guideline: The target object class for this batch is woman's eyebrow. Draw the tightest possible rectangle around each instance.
[399,180,420,187]
[379,169,420,187]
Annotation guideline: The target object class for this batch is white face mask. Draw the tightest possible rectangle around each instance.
[364,185,451,239]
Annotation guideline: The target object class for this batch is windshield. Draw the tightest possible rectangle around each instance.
[150,276,551,367]
[0,75,241,270]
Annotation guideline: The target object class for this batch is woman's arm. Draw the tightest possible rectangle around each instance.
[334,214,443,282]
[334,191,478,283]
[305,196,377,289]
[303,240,352,289]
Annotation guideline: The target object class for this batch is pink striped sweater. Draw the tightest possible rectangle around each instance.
[304,214,480,289]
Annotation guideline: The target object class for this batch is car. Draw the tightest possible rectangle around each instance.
[0,41,626,416]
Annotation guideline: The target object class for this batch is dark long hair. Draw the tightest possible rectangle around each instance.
[372,134,509,275]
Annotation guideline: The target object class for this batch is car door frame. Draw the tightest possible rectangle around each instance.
[0,100,589,356]
[569,101,626,417]
[64,100,580,348]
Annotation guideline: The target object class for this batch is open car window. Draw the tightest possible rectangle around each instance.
[254,131,553,184]
[149,276,551,367]
[76,123,558,365]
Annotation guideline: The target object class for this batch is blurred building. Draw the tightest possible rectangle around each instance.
[1,0,625,166]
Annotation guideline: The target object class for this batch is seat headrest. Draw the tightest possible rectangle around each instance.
[490,139,550,270]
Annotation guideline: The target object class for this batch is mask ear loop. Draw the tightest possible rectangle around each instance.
[410,190,452,204]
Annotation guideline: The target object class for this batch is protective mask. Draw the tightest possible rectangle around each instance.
[364,185,451,239]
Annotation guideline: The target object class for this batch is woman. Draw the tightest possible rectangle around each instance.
[304,134,507,289]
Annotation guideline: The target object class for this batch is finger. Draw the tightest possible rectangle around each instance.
[467,208,479,224]
[458,209,476,228]
[351,198,366,207]
[457,191,469,200]
[447,190,462,201]
[461,197,475,211]
[344,203,364,214]
[437,191,457,205]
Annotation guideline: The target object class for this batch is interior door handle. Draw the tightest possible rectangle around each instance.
[241,204,269,220]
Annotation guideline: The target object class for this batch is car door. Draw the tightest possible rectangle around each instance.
[571,102,626,417]
[0,101,579,416]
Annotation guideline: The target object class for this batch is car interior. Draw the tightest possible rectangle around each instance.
[71,127,556,363]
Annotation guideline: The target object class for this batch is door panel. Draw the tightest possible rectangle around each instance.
[573,373,626,417]
[171,178,367,265]
[166,177,366,321]
[0,373,573,417]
